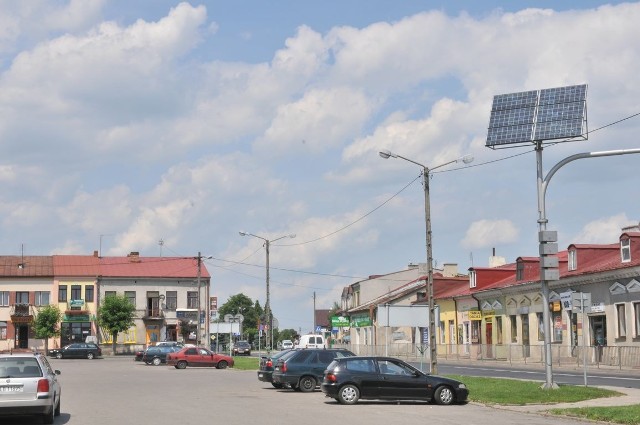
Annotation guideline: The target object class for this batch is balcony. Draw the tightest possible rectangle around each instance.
[10,303,34,323]
[66,300,89,315]
[140,308,164,321]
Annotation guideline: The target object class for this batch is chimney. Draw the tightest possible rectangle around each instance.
[489,248,506,268]
[93,250,99,257]
[442,263,458,277]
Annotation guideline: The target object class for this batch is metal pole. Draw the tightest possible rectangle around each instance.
[424,167,437,374]
[197,251,201,346]
[582,293,588,386]
[265,239,271,352]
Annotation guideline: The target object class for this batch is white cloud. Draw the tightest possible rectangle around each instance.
[462,219,520,250]
[571,214,633,245]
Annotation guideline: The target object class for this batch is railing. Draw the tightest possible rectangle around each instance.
[138,308,164,319]
[9,303,32,317]
[341,343,640,370]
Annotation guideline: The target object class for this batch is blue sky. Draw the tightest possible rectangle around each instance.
[1,1,639,333]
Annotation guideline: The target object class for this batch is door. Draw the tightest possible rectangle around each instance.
[591,315,606,362]
[17,325,29,349]
[485,322,493,358]
[377,359,424,399]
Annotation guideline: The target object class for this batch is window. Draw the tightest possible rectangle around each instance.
[85,285,94,302]
[58,285,67,302]
[634,302,640,338]
[125,291,136,307]
[104,291,116,299]
[16,292,29,304]
[469,270,476,288]
[552,311,563,342]
[0,291,8,306]
[621,238,631,262]
[166,291,177,310]
[616,303,627,338]
[510,315,518,343]
[0,323,6,340]
[35,291,50,306]
[187,291,198,309]
[568,250,577,271]
[496,316,503,345]
[537,313,544,341]
[71,285,81,300]
[516,262,524,280]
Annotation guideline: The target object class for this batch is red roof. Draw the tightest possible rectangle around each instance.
[52,255,210,279]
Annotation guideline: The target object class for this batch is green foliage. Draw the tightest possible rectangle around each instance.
[232,356,259,370]
[218,294,261,342]
[98,294,136,354]
[34,305,62,354]
[33,305,62,339]
[278,328,298,342]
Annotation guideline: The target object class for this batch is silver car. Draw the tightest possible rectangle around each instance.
[0,352,62,424]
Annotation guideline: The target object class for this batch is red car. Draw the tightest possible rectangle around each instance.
[166,346,234,369]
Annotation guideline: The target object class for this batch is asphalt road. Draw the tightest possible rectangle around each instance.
[3,356,621,425]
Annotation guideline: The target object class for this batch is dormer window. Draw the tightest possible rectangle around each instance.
[469,270,477,288]
[621,238,631,263]
[568,249,577,271]
[516,261,524,281]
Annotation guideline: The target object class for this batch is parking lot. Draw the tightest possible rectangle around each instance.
[4,355,601,425]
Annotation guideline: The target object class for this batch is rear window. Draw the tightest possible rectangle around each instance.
[345,359,376,373]
[0,357,42,377]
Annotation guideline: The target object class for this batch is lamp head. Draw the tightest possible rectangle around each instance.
[461,155,474,164]
[239,231,247,236]
[379,149,397,159]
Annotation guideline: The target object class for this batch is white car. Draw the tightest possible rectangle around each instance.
[0,352,62,424]
[281,340,294,350]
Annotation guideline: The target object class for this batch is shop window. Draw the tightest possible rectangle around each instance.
[496,316,503,345]
[634,302,640,338]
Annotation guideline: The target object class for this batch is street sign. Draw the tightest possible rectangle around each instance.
[571,292,592,312]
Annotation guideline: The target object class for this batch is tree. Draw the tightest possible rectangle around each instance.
[219,294,259,342]
[33,305,62,355]
[98,294,136,355]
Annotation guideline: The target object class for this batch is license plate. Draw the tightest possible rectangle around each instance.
[0,385,23,392]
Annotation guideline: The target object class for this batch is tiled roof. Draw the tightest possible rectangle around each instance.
[0,256,53,277]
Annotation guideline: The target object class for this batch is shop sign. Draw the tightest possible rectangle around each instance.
[351,316,372,327]
[70,299,85,308]
[331,316,350,327]
[468,310,482,321]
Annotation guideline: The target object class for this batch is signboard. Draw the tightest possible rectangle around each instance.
[571,292,592,313]
[351,316,372,328]
[70,299,85,308]
[560,291,573,310]
[330,316,350,327]
[210,296,217,310]
[468,310,482,321]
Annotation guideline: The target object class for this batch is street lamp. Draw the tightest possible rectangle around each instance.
[379,149,473,374]
[195,252,212,346]
[239,231,296,352]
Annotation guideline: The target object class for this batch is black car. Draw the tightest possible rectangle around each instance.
[272,348,355,392]
[142,345,181,366]
[321,356,468,405]
[257,349,295,388]
[232,341,252,356]
[49,343,102,360]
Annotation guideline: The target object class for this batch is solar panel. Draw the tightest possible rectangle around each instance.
[486,84,587,148]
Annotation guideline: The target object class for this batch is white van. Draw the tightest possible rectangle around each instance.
[295,334,325,348]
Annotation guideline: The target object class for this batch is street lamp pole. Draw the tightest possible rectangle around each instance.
[239,231,296,352]
[195,252,212,346]
[379,150,473,374]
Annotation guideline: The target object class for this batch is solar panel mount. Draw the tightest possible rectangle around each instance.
[486,84,588,149]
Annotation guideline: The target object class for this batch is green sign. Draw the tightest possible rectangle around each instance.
[350,315,372,327]
[331,316,350,327]
[70,299,85,308]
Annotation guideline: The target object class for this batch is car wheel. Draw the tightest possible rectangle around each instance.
[152,357,162,366]
[433,386,455,405]
[42,404,55,424]
[299,376,316,392]
[54,395,61,416]
[271,382,283,389]
[217,360,228,369]
[55,353,62,359]
[176,361,187,369]
[86,352,95,360]
[338,384,360,405]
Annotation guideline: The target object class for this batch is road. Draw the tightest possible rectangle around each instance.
[4,356,631,425]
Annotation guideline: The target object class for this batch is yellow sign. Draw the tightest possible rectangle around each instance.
[468,310,482,321]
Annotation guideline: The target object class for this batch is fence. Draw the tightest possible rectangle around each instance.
[339,343,640,370]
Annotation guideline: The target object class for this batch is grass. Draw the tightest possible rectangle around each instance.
[447,375,620,405]
[549,405,640,424]
[447,375,640,424]
[232,355,259,370]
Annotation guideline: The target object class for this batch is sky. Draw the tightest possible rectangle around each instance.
[1,1,640,334]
